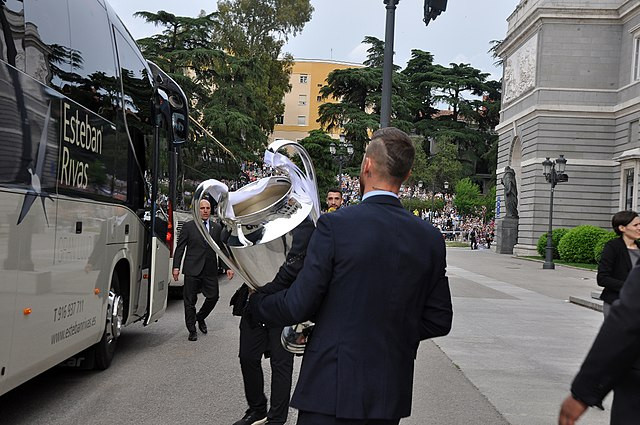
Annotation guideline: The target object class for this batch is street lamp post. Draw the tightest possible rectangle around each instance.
[329,140,354,187]
[542,155,569,270]
[380,0,447,128]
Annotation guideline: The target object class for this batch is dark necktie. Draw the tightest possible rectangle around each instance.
[203,220,209,233]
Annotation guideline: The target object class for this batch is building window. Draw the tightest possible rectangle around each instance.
[299,74,308,84]
[275,115,284,125]
[634,37,640,81]
[316,95,322,102]
[625,168,635,210]
[297,115,307,126]
[298,95,307,106]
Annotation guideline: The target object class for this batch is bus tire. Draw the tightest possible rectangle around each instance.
[94,272,124,370]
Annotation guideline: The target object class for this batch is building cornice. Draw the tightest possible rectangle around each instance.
[291,58,364,67]
[499,1,640,58]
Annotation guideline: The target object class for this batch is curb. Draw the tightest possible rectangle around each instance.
[513,256,597,272]
[569,296,603,312]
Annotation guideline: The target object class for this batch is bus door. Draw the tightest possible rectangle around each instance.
[144,62,188,325]
[143,102,170,325]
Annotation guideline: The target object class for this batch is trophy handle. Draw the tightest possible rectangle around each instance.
[267,140,321,223]
[192,179,250,283]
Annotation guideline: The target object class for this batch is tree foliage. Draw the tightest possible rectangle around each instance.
[298,130,338,206]
[135,0,313,178]
[316,39,501,192]
[318,36,413,163]
[453,178,482,216]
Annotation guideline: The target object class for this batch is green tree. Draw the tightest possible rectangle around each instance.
[402,56,501,179]
[298,130,338,206]
[135,0,313,166]
[318,36,412,160]
[454,178,482,216]
[424,140,463,190]
[480,185,497,221]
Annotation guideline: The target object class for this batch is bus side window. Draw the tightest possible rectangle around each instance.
[113,29,154,211]
[0,0,25,71]
[67,0,118,121]
[24,0,72,91]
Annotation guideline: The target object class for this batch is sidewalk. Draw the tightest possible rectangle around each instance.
[440,248,610,425]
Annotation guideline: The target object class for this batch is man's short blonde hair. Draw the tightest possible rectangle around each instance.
[366,127,415,184]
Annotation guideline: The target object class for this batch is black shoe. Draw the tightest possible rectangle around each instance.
[188,331,197,341]
[232,410,267,425]
[197,318,208,334]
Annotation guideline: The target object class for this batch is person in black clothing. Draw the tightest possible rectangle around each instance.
[597,210,640,316]
[232,219,315,425]
[470,228,478,250]
[172,199,233,341]
[559,265,640,425]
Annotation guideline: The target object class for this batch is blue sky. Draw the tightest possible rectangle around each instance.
[109,0,518,81]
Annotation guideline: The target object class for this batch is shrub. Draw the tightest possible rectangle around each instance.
[593,231,618,263]
[536,228,570,259]
[558,225,607,264]
[401,197,444,213]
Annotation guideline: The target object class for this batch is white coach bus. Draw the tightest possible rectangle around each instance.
[0,0,190,395]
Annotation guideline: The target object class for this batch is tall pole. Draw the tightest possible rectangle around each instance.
[543,181,556,270]
[380,0,398,128]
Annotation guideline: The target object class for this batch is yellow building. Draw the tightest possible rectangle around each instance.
[270,59,364,142]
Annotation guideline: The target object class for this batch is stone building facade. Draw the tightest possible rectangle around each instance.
[496,0,640,255]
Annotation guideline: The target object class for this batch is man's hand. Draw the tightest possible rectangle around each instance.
[558,395,587,425]
[172,268,180,281]
[226,269,234,280]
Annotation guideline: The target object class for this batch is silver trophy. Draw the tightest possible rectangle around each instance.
[192,140,320,353]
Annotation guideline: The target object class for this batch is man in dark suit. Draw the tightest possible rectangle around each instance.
[232,219,315,425]
[559,265,640,425]
[250,127,453,424]
[173,199,233,341]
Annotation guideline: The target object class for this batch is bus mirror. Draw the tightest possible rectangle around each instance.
[172,112,187,145]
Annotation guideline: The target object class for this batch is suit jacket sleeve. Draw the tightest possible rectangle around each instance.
[420,233,453,340]
[571,265,640,406]
[259,219,315,295]
[173,220,190,270]
[250,214,333,327]
[597,239,625,291]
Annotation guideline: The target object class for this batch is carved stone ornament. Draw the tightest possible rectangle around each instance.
[503,33,538,104]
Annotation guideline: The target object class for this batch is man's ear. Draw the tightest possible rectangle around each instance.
[362,156,371,175]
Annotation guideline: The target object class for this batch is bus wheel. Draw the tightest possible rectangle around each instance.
[94,272,124,370]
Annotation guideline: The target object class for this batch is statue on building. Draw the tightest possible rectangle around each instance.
[502,166,519,218]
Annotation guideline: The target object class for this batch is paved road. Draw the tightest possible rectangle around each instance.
[0,274,505,424]
[442,248,610,425]
[0,248,613,424]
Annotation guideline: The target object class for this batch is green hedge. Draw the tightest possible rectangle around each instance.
[593,231,618,263]
[401,198,444,213]
[536,228,569,259]
[558,225,607,264]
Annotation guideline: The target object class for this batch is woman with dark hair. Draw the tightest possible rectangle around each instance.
[597,210,640,316]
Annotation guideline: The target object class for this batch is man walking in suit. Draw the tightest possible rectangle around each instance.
[558,264,640,425]
[250,127,453,424]
[173,199,232,341]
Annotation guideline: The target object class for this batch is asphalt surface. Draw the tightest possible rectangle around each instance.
[0,247,612,424]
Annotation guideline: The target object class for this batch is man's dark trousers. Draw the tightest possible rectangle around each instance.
[239,314,293,423]
[183,254,219,333]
